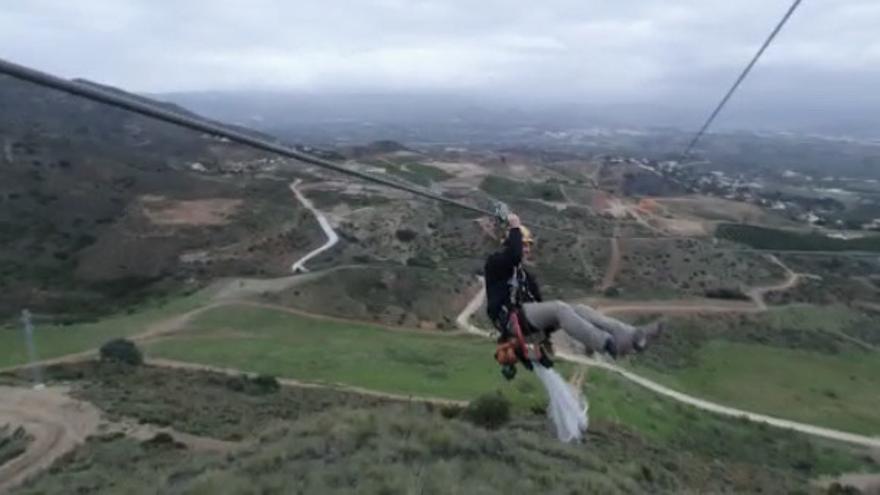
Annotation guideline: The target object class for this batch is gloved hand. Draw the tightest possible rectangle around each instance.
[495,341,518,366]
[507,213,521,228]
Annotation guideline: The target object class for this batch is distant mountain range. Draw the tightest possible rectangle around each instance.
[158,91,880,143]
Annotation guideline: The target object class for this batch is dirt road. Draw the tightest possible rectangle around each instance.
[454,277,880,449]
[747,254,800,310]
[590,253,804,316]
[147,358,466,407]
[0,387,101,493]
[0,382,251,491]
[289,179,339,273]
[559,353,880,449]
[598,224,621,292]
[455,277,490,337]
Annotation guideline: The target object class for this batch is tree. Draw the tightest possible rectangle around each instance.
[463,392,511,429]
[99,338,143,366]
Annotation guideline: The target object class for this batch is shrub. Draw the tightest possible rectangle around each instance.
[99,339,143,365]
[463,392,510,429]
[439,404,464,419]
[704,288,749,300]
[717,223,880,252]
[0,425,31,466]
[603,287,621,297]
[826,483,862,495]
[395,229,418,242]
[225,374,281,395]
[406,255,437,269]
[141,432,186,450]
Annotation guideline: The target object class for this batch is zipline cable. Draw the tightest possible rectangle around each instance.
[0,57,700,240]
[7,55,872,255]
[0,56,493,217]
[683,0,804,157]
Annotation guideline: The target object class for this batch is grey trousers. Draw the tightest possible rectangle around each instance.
[521,301,641,354]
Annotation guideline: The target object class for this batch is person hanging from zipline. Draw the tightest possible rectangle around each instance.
[486,213,663,378]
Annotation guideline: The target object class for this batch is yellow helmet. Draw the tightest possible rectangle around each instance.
[501,225,535,246]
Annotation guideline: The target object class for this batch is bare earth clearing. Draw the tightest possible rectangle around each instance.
[140,195,243,226]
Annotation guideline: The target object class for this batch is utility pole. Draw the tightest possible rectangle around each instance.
[20,309,45,389]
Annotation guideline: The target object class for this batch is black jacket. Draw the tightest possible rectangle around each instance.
[484,227,542,324]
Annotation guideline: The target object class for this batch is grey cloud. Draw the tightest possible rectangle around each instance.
[2,0,879,129]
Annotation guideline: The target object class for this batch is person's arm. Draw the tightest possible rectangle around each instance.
[500,213,524,266]
[503,228,523,265]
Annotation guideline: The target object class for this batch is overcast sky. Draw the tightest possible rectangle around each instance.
[2,0,879,111]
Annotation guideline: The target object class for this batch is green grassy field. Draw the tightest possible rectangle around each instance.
[632,306,880,435]
[0,291,207,369]
[368,160,454,187]
[635,340,880,435]
[147,304,550,409]
[145,304,877,472]
[479,175,565,202]
[6,302,877,493]
[586,369,869,475]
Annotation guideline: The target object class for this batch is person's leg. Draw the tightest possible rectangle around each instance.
[522,301,612,355]
[573,304,641,353]
[574,304,663,354]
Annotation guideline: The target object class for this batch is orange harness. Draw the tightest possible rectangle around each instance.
[494,309,553,379]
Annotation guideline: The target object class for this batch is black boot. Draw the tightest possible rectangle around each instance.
[603,336,619,360]
[634,321,666,352]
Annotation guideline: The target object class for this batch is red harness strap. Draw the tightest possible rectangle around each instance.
[508,310,530,358]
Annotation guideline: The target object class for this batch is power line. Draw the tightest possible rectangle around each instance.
[0,57,493,217]
[683,0,804,157]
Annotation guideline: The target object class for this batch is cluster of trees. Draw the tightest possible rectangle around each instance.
[480,175,565,202]
[717,223,880,252]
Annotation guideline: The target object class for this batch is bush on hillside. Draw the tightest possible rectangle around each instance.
[463,392,510,430]
[0,425,32,467]
[395,229,417,242]
[439,404,464,419]
[826,483,861,495]
[716,223,880,252]
[99,338,143,366]
[225,374,281,395]
[704,287,750,300]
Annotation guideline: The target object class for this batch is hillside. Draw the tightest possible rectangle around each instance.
[0,75,324,322]
[3,361,875,494]
[2,75,880,494]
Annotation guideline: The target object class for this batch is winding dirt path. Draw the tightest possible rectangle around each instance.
[0,387,101,493]
[559,353,880,449]
[747,254,800,311]
[0,383,248,491]
[289,179,339,273]
[106,419,239,453]
[598,224,621,292]
[590,253,804,316]
[3,297,469,380]
[147,358,466,407]
[0,304,221,376]
[455,277,489,337]
[453,275,880,449]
